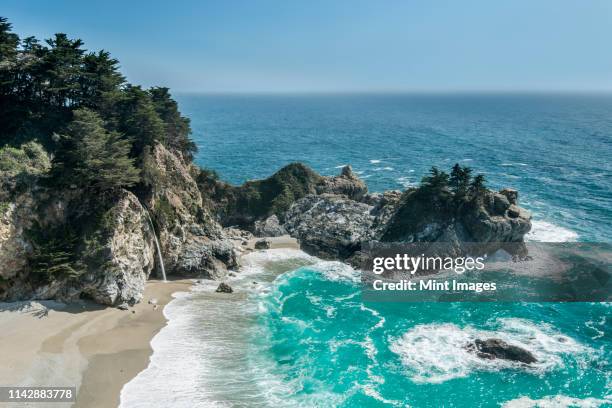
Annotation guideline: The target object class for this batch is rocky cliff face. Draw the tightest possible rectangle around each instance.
[0,189,155,306]
[144,144,238,279]
[0,144,239,306]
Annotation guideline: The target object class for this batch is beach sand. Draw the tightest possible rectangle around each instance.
[0,279,192,408]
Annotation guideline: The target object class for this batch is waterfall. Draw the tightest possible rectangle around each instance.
[144,208,167,282]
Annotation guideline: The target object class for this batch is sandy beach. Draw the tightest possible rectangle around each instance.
[0,237,298,408]
[0,279,192,408]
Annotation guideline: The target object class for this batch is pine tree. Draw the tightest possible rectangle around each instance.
[469,174,486,200]
[449,163,472,197]
[59,108,140,191]
[421,166,449,190]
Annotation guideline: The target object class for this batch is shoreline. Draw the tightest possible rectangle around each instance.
[0,236,299,408]
[0,278,193,408]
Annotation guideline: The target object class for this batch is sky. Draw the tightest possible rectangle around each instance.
[3,0,612,93]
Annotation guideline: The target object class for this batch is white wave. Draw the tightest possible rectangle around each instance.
[120,248,316,408]
[334,164,348,168]
[119,290,211,408]
[369,159,382,164]
[389,318,589,384]
[373,167,394,171]
[397,176,417,188]
[240,248,314,269]
[502,395,611,408]
[526,220,579,242]
[309,260,360,283]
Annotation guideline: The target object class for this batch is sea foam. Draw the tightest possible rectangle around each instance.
[526,220,579,242]
[389,318,588,384]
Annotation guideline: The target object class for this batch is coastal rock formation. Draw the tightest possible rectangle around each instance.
[198,163,368,231]
[316,165,368,201]
[466,338,537,364]
[253,215,287,237]
[0,189,155,306]
[0,144,239,306]
[216,282,233,293]
[254,239,271,250]
[284,194,376,259]
[145,144,238,278]
[77,191,156,305]
[276,167,531,260]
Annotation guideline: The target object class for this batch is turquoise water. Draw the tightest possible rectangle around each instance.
[253,264,610,407]
[122,94,611,407]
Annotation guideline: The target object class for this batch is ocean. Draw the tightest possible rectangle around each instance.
[120,94,611,407]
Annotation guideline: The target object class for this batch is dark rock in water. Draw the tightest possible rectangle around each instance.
[466,338,537,364]
[215,282,233,293]
[254,239,271,250]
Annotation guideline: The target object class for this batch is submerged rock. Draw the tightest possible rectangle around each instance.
[466,338,537,364]
[215,282,233,293]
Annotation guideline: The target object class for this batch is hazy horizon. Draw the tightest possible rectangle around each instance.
[4,0,612,93]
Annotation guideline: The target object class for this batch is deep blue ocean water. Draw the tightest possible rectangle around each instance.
[179,93,612,242]
[121,94,611,407]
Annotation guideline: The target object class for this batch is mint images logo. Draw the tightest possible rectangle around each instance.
[360,242,611,302]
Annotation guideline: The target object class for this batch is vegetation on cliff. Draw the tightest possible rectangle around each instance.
[0,16,195,192]
[381,164,488,241]
[196,162,324,228]
[0,16,197,288]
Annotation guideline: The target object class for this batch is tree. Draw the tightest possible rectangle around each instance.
[469,174,487,200]
[79,50,125,114]
[449,163,472,197]
[149,87,196,159]
[56,108,140,191]
[421,166,449,191]
[115,85,165,158]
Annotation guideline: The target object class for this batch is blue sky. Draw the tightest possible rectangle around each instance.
[4,0,612,92]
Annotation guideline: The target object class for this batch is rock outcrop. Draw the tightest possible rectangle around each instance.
[198,163,369,232]
[278,170,531,260]
[466,338,537,364]
[144,144,238,279]
[0,189,155,306]
[0,144,240,306]
[316,165,368,201]
[253,215,287,237]
[283,194,376,259]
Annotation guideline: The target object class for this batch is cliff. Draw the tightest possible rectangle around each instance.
[0,143,239,306]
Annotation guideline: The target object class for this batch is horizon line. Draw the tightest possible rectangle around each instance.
[173,89,612,96]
